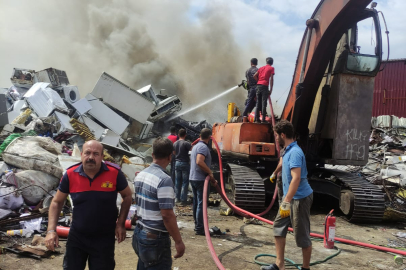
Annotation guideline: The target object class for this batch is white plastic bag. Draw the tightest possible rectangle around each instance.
[2,136,63,178]
[14,170,59,205]
[0,186,24,210]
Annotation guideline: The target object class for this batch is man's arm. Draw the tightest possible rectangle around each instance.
[45,190,68,251]
[161,209,185,258]
[196,154,216,184]
[274,157,283,175]
[269,74,274,94]
[284,167,301,202]
[116,186,132,243]
[253,72,259,81]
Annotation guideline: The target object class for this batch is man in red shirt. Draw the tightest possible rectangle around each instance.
[253,57,275,123]
[167,126,178,183]
[167,126,178,144]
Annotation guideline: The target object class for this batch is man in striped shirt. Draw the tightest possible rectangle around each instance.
[133,137,185,269]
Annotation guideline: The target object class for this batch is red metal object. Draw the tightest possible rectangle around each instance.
[125,219,132,230]
[211,122,276,156]
[324,210,336,249]
[373,59,406,117]
[56,226,70,238]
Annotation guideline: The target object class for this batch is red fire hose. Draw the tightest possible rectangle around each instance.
[197,96,406,269]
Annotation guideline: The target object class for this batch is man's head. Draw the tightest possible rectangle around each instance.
[152,137,174,165]
[170,126,176,134]
[266,57,274,65]
[273,120,294,148]
[251,58,258,66]
[81,140,104,172]
[200,128,212,141]
[178,129,186,139]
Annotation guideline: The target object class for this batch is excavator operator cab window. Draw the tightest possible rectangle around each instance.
[344,14,382,75]
[333,11,382,76]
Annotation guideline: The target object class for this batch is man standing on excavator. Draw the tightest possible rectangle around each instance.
[261,120,313,270]
[253,57,274,123]
[242,58,259,121]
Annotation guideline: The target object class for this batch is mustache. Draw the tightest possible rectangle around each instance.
[86,159,96,164]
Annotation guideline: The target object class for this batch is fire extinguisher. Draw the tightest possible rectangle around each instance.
[324,209,336,249]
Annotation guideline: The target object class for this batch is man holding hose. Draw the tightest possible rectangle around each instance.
[261,120,313,270]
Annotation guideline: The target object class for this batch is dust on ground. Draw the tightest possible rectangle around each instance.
[1,203,406,270]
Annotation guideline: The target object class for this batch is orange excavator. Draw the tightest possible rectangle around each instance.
[212,0,389,222]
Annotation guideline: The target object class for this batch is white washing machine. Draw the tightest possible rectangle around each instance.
[62,85,80,103]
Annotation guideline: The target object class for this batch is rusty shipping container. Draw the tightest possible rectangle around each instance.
[373,58,406,117]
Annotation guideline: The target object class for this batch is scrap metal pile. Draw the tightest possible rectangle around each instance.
[0,67,209,258]
[327,115,406,221]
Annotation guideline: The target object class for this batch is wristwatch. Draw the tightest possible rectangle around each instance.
[46,230,56,234]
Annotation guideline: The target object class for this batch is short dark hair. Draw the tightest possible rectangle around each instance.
[266,57,274,65]
[170,126,176,134]
[200,128,212,140]
[178,129,186,138]
[251,58,258,65]
[152,137,174,159]
[273,120,294,139]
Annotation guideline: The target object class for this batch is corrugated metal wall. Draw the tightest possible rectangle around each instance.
[373,59,406,117]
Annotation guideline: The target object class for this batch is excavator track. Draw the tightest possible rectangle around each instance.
[227,163,266,213]
[331,170,385,223]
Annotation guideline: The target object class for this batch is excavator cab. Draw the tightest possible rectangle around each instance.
[308,8,383,166]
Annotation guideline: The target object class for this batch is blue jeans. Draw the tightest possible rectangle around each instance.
[132,226,172,270]
[175,161,190,202]
[190,180,207,232]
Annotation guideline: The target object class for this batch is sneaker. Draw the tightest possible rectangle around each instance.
[195,231,205,236]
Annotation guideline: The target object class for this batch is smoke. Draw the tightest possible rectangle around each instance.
[0,0,266,123]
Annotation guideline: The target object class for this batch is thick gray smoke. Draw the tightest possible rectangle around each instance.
[0,0,266,123]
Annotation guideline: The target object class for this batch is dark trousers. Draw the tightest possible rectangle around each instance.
[63,229,115,270]
[190,180,207,233]
[132,226,172,270]
[170,154,176,185]
[255,84,269,122]
[243,86,259,117]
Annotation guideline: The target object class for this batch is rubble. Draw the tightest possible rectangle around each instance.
[0,66,207,258]
[327,115,406,221]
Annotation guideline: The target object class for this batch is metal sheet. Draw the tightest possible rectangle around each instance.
[78,115,105,140]
[0,94,8,127]
[7,100,26,123]
[332,74,374,164]
[72,98,92,115]
[54,111,75,133]
[101,129,120,146]
[91,72,155,123]
[373,59,406,117]
[85,94,129,135]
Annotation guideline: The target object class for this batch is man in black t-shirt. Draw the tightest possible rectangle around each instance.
[173,129,192,205]
[243,58,259,118]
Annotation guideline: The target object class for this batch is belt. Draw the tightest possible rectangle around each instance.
[136,223,169,238]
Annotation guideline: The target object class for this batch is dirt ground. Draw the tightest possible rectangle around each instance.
[1,200,406,270]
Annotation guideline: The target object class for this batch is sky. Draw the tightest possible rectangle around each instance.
[0,0,404,122]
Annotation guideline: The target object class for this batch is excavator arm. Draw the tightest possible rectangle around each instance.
[281,0,382,148]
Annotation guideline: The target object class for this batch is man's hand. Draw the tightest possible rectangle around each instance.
[279,201,291,218]
[174,240,185,258]
[269,173,276,183]
[45,231,59,251]
[209,173,217,187]
[115,224,126,243]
